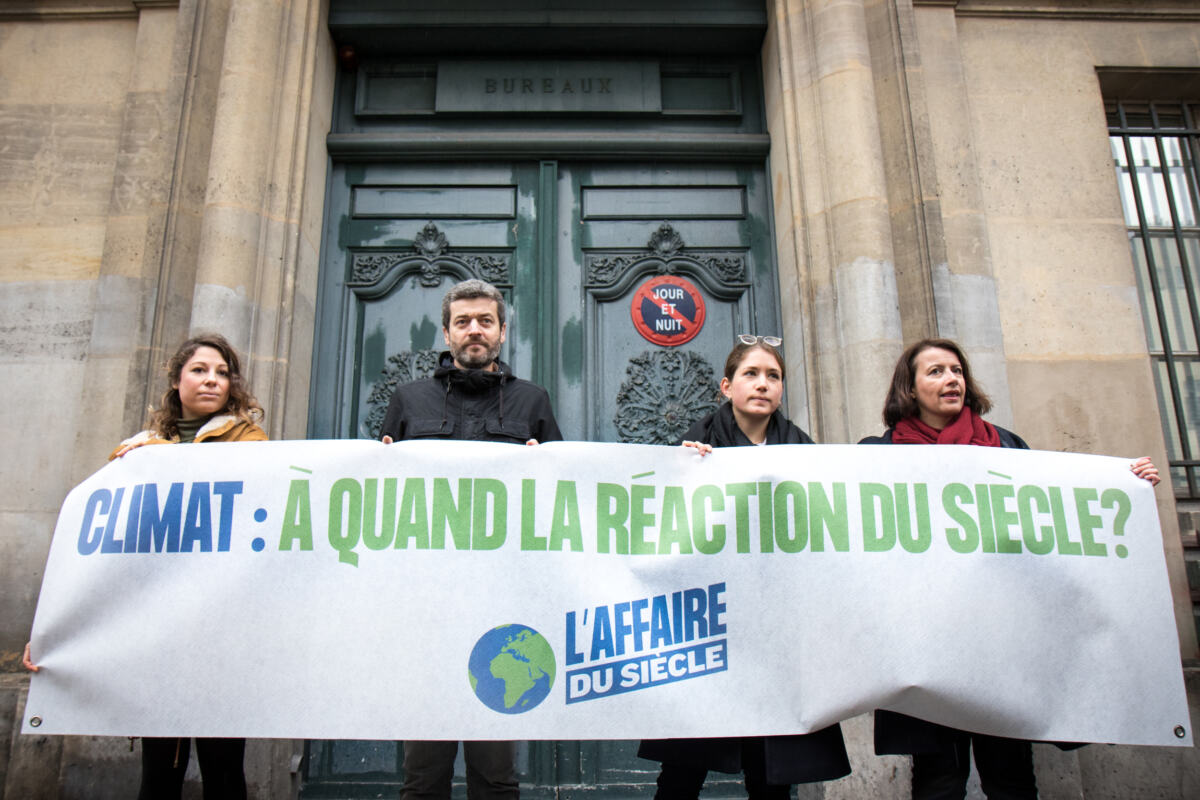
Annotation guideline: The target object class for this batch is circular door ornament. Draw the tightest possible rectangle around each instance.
[630,275,706,347]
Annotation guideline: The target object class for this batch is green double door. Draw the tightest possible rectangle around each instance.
[305,159,783,797]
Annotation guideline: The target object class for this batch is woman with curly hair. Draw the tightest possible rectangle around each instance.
[25,332,265,800]
[112,332,266,456]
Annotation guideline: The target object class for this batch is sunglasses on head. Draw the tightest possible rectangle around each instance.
[737,334,782,347]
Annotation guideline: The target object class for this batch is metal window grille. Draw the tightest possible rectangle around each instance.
[1108,101,1200,499]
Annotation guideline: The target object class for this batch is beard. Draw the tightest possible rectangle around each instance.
[451,337,502,369]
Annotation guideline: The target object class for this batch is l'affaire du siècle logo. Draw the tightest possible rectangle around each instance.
[564,582,728,704]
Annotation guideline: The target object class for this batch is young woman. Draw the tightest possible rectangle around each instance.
[862,338,1158,800]
[637,335,851,800]
[24,333,265,800]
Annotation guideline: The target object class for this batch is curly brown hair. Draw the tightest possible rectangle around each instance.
[882,338,991,428]
[149,333,263,439]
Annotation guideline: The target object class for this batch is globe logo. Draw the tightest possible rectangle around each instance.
[467,624,556,714]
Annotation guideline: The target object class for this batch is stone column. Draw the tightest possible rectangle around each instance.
[863,0,944,340]
[189,0,333,439]
[905,1,1014,427]
[71,0,231,473]
[767,0,905,444]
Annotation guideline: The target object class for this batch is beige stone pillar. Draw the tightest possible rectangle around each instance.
[767,0,905,444]
[865,0,946,345]
[907,2,1014,428]
[189,0,333,439]
[69,2,208,474]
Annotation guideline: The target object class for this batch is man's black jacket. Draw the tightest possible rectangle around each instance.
[380,352,562,444]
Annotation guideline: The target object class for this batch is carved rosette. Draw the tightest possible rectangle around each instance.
[361,348,441,439]
[350,222,511,289]
[613,350,722,444]
[584,221,746,287]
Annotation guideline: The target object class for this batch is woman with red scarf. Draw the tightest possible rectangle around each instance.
[861,338,1158,800]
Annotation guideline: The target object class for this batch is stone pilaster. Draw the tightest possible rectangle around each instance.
[188,0,333,440]
[907,1,1014,427]
[69,0,219,477]
[766,0,905,444]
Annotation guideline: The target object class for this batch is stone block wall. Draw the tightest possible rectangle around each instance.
[0,0,333,796]
[3,0,1200,796]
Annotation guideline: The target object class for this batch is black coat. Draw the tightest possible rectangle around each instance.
[859,424,1081,756]
[380,353,562,444]
[638,402,851,785]
[678,402,814,447]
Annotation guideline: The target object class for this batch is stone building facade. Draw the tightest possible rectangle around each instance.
[2,0,1199,797]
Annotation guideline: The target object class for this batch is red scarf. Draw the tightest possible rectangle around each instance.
[892,406,1001,447]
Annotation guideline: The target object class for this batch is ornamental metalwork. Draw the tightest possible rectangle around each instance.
[360,348,441,439]
[413,221,448,258]
[586,255,636,286]
[584,221,746,287]
[613,350,721,444]
[647,221,684,256]
[706,256,745,283]
[463,254,509,284]
[352,253,442,287]
[350,222,511,289]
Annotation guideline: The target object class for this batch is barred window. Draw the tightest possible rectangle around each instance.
[1108,101,1200,499]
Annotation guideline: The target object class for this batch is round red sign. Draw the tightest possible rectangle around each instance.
[630,275,706,347]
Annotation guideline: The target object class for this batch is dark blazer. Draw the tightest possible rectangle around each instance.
[638,402,851,784]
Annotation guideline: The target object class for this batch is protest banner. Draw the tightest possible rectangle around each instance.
[22,439,1192,746]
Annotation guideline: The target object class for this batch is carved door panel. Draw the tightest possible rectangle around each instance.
[305,160,779,798]
[521,163,784,798]
[308,162,543,443]
[552,162,782,446]
[304,161,548,796]
[308,161,780,451]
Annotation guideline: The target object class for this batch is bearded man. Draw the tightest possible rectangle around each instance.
[379,278,561,800]
[380,279,561,446]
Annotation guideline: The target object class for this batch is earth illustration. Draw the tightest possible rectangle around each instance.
[467,624,556,714]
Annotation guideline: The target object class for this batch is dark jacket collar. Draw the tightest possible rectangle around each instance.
[433,351,514,393]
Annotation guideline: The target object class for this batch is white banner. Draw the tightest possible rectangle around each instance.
[22,440,1191,746]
